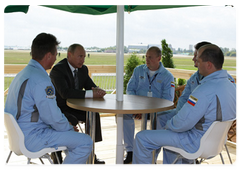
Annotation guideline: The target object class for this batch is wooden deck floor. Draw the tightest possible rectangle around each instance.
[4,116,236,165]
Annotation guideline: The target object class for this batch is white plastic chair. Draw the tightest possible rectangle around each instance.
[163,119,235,164]
[4,112,67,164]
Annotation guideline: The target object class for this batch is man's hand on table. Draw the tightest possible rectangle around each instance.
[92,87,106,98]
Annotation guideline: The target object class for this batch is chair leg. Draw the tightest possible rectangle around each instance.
[27,158,31,164]
[39,158,44,164]
[219,153,225,164]
[199,158,204,164]
[45,154,54,164]
[224,144,232,164]
[172,155,181,164]
[6,151,12,163]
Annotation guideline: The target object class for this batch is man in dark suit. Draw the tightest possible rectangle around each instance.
[49,44,106,164]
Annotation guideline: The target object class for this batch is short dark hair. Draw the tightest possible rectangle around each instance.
[148,46,161,56]
[194,41,211,50]
[67,44,84,57]
[199,45,224,70]
[31,33,60,60]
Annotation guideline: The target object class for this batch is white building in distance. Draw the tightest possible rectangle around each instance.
[128,44,161,53]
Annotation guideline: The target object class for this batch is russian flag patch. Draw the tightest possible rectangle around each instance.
[171,82,175,87]
[229,78,234,83]
[187,95,198,106]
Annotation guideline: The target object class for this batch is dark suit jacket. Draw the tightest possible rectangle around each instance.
[50,58,96,112]
[50,58,102,142]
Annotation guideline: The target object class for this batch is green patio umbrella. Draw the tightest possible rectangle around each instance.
[5,5,199,15]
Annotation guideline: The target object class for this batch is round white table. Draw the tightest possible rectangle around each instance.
[67,94,174,164]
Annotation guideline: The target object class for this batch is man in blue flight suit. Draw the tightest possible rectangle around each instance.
[123,46,175,163]
[132,44,236,164]
[4,33,93,164]
[157,42,235,164]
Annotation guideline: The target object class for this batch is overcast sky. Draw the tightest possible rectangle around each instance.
[3,2,237,50]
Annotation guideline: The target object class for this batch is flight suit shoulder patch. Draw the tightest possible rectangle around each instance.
[45,86,55,99]
[187,95,198,106]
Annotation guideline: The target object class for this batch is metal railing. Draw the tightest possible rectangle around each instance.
[4,64,237,96]
[91,73,117,92]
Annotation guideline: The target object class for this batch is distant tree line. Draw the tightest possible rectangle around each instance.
[58,45,236,57]
[100,46,128,53]
[184,47,236,57]
[220,47,236,57]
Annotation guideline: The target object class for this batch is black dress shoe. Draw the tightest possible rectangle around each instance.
[124,151,133,164]
[94,155,105,164]
[50,152,63,164]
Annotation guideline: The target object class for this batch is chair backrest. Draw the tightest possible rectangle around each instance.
[4,112,26,156]
[4,112,67,159]
[199,119,235,159]
[164,119,235,160]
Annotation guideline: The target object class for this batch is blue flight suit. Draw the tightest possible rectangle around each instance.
[132,70,236,164]
[156,70,235,164]
[5,59,93,164]
[123,62,175,152]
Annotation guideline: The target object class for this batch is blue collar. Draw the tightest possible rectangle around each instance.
[199,70,228,84]
[28,59,48,75]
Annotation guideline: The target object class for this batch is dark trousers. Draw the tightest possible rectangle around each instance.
[63,107,102,142]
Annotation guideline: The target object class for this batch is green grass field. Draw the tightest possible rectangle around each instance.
[2,50,237,107]
[4,50,236,71]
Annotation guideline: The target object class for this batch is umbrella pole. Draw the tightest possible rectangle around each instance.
[116,5,124,102]
[116,5,124,164]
